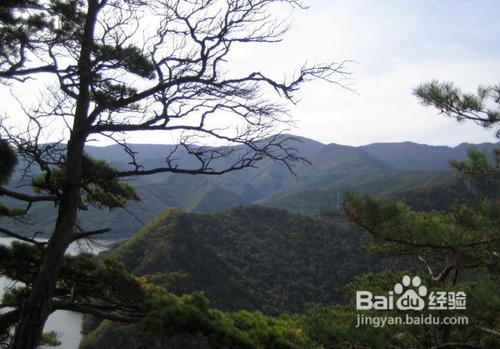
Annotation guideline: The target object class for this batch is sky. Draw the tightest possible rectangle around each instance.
[2,0,500,147]
[217,0,500,146]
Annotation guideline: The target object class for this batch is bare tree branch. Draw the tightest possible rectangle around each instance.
[70,228,111,242]
[0,227,45,246]
[0,187,56,203]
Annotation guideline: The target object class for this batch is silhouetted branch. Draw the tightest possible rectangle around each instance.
[0,187,56,203]
[474,326,500,338]
[429,343,480,349]
[53,302,145,323]
[71,228,111,242]
[0,227,45,246]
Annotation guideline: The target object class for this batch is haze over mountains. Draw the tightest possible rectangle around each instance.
[78,137,499,349]
[2,136,498,238]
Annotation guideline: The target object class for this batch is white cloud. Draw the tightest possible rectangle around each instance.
[233,0,500,146]
[3,0,499,147]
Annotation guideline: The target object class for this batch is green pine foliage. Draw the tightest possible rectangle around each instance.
[450,148,500,178]
[0,138,24,218]
[32,154,140,209]
[339,80,500,348]
[0,139,16,184]
[344,193,499,274]
[1,241,324,349]
[414,81,500,133]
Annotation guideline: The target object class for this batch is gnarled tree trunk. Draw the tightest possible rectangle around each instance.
[9,1,98,347]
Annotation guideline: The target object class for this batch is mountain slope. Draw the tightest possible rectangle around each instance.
[260,170,450,213]
[360,141,499,171]
[2,136,498,238]
[106,206,380,314]
[80,205,396,349]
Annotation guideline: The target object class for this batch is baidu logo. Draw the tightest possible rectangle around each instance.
[355,275,468,327]
[394,275,427,311]
[356,275,466,311]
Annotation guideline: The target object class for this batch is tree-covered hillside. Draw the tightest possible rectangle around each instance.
[360,141,500,171]
[79,205,394,349]
[103,206,383,313]
[1,136,497,238]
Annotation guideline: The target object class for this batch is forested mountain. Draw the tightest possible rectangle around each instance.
[80,205,394,349]
[103,206,382,313]
[1,136,497,238]
[360,141,500,171]
[3,135,497,349]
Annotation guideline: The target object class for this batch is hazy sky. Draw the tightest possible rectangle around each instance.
[218,0,500,146]
[2,0,499,147]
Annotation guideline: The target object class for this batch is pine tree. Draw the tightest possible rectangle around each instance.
[0,1,348,347]
[344,81,500,348]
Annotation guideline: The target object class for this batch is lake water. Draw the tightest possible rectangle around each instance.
[0,238,114,349]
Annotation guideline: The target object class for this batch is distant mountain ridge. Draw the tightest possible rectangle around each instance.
[85,137,498,169]
[360,141,499,171]
[1,135,498,237]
